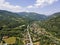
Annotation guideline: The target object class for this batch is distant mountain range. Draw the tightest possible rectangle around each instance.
[17,12,47,21]
[0,10,48,21]
[0,10,60,21]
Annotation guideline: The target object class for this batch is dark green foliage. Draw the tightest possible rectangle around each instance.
[0,10,28,38]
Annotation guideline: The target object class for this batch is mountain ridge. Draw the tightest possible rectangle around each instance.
[17,12,47,21]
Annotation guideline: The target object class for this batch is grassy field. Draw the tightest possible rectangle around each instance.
[3,37,16,44]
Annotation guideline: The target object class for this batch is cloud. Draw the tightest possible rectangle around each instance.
[0,0,59,12]
[27,5,33,9]
[0,0,24,12]
[34,0,58,8]
[26,0,58,9]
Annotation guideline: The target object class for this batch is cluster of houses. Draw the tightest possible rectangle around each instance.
[0,36,40,45]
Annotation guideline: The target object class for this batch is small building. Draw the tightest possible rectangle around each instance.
[0,41,7,45]
[3,43,7,45]
[3,36,9,39]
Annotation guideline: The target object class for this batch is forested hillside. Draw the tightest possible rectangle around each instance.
[38,12,60,38]
[0,10,28,37]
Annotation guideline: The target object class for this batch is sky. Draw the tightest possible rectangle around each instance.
[0,0,60,15]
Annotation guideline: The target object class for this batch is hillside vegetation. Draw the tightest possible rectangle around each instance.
[38,13,60,38]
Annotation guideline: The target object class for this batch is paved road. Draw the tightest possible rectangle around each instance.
[27,25,33,45]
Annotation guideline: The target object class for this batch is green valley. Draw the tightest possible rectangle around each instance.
[0,10,60,45]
